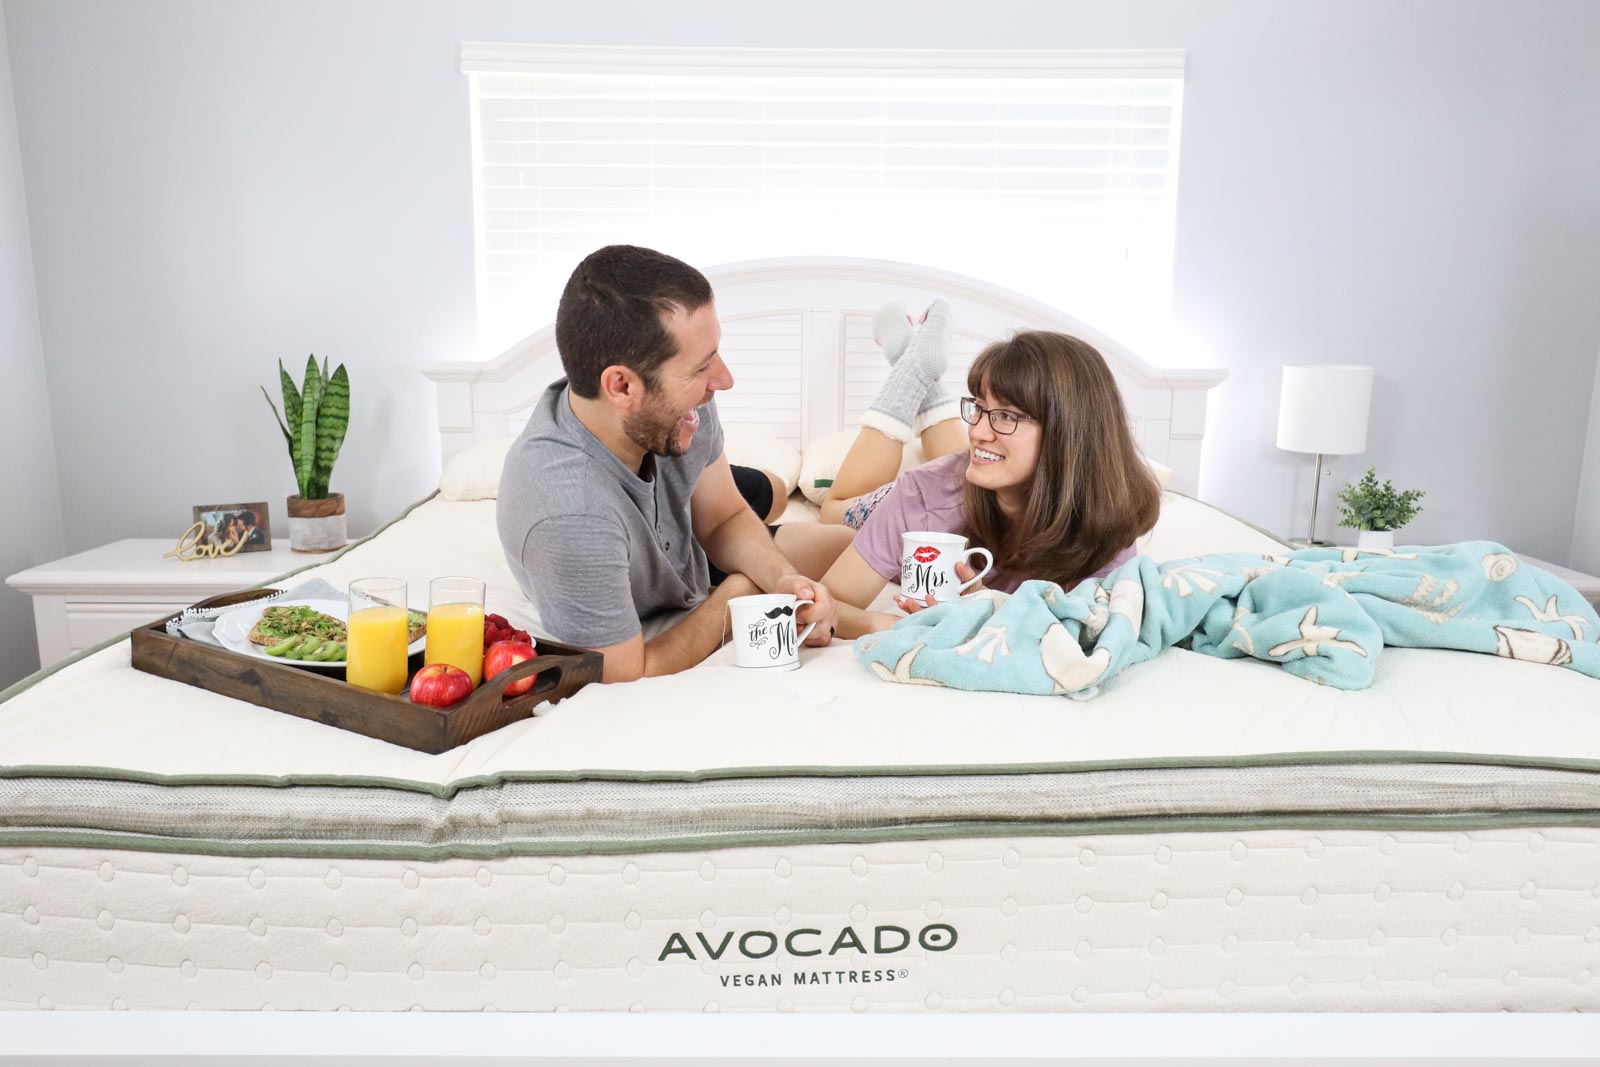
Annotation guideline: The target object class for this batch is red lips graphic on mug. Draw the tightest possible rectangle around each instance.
[913,546,940,564]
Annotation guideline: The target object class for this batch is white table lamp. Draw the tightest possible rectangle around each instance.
[1277,364,1373,546]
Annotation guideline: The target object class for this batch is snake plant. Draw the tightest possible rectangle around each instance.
[261,355,349,500]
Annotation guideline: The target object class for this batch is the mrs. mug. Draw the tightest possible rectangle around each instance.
[728,593,819,671]
[899,531,994,604]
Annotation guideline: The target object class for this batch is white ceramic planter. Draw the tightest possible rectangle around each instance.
[286,493,348,553]
[1357,529,1395,551]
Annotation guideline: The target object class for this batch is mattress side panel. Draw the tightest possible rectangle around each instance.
[3,828,1597,1012]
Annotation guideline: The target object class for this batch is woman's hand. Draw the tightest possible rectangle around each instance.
[893,562,986,614]
[862,611,902,633]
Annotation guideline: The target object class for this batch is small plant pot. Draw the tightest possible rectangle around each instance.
[1357,529,1395,551]
[287,493,347,553]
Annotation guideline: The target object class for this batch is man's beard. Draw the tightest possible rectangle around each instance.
[623,393,692,458]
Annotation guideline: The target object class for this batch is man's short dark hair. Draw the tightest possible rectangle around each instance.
[555,245,714,398]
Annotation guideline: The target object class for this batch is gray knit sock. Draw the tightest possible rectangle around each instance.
[872,302,913,365]
[863,299,952,442]
[914,378,961,434]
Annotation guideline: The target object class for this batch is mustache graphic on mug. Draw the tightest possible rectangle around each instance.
[729,594,818,671]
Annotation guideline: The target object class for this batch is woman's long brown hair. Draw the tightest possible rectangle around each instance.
[961,331,1162,587]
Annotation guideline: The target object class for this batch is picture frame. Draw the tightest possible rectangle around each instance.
[191,502,272,553]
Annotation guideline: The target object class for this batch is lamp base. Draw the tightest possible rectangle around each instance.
[1285,538,1335,550]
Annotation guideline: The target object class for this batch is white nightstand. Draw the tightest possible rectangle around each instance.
[6,540,308,667]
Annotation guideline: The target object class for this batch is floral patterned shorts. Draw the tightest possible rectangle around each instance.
[841,481,897,530]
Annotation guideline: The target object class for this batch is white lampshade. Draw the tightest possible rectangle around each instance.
[1276,364,1373,455]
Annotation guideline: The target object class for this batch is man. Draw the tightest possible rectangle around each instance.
[498,245,851,682]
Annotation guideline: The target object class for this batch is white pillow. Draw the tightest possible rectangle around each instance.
[722,426,802,498]
[439,436,514,501]
[1144,453,1174,489]
[797,428,924,505]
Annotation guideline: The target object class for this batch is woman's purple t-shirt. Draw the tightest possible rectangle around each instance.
[852,451,1137,593]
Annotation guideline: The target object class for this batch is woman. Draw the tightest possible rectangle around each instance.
[829,319,1163,638]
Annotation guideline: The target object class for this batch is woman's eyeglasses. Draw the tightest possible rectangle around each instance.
[960,397,1033,436]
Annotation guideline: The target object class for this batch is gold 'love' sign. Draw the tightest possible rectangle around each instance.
[164,522,248,562]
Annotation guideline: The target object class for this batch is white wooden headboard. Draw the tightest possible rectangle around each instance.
[421,257,1226,495]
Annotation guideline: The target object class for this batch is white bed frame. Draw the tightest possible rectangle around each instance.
[422,257,1225,496]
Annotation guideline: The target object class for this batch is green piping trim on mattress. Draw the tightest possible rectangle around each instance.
[0,491,441,707]
[8,748,1600,796]
[4,810,1599,861]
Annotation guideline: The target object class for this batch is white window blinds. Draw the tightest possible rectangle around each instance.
[464,46,1185,356]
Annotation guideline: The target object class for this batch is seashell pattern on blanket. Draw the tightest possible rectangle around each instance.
[1482,553,1519,581]
[1493,626,1574,667]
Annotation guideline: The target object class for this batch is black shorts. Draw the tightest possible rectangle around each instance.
[707,464,780,586]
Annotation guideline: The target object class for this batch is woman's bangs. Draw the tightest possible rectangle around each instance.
[967,341,1046,418]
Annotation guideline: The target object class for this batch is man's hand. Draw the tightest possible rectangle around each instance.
[774,573,839,647]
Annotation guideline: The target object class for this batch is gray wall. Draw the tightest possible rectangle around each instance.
[1574,345,1600,574]
[0,2,64,683]
[4,0,1600,571]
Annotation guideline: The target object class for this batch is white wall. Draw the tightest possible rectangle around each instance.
[0,2,64,688]
[5,0,1600,564]
[1573,344,1600,574]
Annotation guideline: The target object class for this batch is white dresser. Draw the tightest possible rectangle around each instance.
[7,540,307,668]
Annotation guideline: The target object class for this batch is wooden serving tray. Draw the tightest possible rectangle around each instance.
[129,588,603,754]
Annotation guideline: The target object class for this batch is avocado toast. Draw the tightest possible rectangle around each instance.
[248,604,427,662]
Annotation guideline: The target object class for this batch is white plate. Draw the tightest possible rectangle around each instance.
[212,598,425,670]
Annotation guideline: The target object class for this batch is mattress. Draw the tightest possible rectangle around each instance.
[3,492,1599,1012]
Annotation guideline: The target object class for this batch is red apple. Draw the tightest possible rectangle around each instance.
[484,640,539,696]
[409,663,474,708]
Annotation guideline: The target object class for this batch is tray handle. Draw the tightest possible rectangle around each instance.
[478,653,572,709]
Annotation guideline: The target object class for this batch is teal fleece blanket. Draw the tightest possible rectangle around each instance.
[853,543,1600,698]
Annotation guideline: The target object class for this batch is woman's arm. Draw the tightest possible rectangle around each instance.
[821,544,902,639]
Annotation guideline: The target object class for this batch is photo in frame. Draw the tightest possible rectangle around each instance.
[191,501,272,552]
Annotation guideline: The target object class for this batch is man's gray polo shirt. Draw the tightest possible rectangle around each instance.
[497,379,725,648]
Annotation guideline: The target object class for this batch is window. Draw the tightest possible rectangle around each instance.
[464,44,1185,355]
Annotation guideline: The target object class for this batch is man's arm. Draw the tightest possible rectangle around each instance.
[690,454,838,643]
[690,454,798,590]
[593,573,759,683]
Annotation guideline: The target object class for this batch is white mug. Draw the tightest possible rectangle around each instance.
[728,593,819,671]
[900,531,994,604]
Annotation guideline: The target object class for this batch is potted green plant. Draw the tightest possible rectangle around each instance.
[261,355,350,553]
[1336,466,1424,550]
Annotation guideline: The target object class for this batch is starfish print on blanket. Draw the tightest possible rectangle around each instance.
[1267,607,1369,660]
[1161,564,1226,599]
[1227,604,1257,655]
[867,645,947,687]
[953,625,1012,665]
[1513,595,1590,641]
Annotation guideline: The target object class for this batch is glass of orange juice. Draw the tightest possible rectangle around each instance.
[346,577,410,694]
[425,576,486,688]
